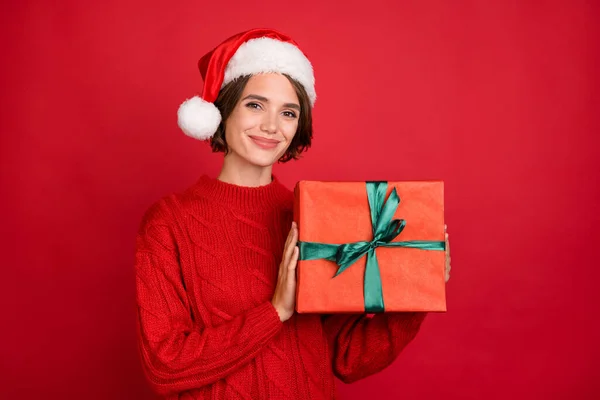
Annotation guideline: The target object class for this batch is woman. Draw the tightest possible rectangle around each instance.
[135,28,451,399]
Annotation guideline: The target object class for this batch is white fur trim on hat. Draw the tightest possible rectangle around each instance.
[223,37,316,106]
[177,96,222,140]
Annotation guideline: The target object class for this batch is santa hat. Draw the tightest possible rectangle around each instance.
[177,28,316,140]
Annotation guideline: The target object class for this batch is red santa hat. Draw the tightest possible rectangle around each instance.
[177,28,316,140]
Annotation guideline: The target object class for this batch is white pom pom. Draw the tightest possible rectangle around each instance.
[177,96,222,140]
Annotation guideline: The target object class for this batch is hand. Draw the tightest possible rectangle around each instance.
[271,221,299,322]
[445,224,451,283]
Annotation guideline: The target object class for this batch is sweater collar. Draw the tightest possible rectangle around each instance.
[194,174,292,211]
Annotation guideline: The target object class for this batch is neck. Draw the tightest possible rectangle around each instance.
[218,154,273,187]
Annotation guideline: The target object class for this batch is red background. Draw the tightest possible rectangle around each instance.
[1,1,599,399]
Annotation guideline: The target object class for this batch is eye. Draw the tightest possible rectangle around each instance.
[282,111,297,119]
[245,102,262,110]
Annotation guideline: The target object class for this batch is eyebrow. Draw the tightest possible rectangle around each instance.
[242,94,301,111]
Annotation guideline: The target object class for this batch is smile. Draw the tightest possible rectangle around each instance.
[248,135,280,150]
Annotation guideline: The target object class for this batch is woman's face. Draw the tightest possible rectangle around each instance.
[224,73,300,168]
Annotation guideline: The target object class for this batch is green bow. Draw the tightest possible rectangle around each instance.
[297,181,445,312]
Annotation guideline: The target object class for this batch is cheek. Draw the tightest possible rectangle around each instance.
[226,110,259,134]
[223,122,235,145]
[282,121,299,142]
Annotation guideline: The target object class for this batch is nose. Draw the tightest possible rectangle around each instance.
[260,110,278,134]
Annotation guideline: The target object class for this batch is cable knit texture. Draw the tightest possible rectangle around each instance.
[135,175,427,399]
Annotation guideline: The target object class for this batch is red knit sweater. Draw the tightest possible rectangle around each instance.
[135,175,427,399]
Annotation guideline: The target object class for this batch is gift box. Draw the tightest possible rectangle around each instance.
[294,181,446,313]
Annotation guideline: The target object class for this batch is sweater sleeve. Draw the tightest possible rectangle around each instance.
[322,312,427,384]
[135,200,283,396]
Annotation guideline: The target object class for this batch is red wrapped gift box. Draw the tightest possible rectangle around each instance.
[294,180,446,313]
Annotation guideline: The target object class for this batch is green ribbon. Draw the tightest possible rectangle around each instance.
[298,181,445,313]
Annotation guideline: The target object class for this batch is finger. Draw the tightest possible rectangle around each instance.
[288,223,298,250]
[283,222,296,255]
[288,247,299,275]
[283,222,294,250]
[279,227,294,277]
[291,246,299,267]
[290,224,298,246]
[283,225,298,266]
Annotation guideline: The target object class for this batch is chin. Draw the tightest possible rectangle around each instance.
[244,153,279,168]
[241,143,286,167]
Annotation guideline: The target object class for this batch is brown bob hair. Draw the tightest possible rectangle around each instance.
[209,74,313,163]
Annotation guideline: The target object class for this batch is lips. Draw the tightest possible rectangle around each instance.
[248,135,280,150]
